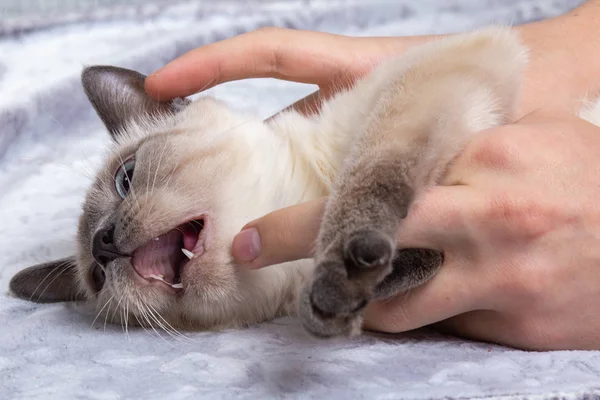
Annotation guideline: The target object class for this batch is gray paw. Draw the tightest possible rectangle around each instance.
[344,229,394,272]
[299,229,395,337]
[300,233,444,338]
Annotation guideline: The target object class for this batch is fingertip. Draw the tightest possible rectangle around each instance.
[232,228,261,265]
[143,69,165,100]
[232,198,325,270]
[144,58,206,101]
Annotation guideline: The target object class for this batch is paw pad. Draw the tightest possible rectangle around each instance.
[344,230,393,270]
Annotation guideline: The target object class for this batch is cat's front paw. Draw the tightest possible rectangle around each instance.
[298,271,366,338]
[299,229,395,338]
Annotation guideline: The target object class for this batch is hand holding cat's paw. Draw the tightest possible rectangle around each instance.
[363,113,600,350]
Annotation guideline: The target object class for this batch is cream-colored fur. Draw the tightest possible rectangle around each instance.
[10,27,600,333]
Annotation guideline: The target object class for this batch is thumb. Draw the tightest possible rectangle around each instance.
[232,197,326,269]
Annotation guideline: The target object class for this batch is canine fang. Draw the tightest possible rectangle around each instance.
[181,248,194,260]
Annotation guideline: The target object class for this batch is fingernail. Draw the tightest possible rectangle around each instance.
[233,228,261,263]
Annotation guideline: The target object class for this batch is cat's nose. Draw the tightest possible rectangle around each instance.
[92,226,126,266]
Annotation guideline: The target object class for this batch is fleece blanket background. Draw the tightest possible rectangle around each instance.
[1,1,599,399]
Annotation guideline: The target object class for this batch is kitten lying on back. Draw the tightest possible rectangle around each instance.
[9,27,600,337]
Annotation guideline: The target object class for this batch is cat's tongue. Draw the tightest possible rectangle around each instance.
[132,230,183,283]
[132,221,203,288]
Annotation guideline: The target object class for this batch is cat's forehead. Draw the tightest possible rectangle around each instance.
[95,96,264,191]
[109,97,247,150]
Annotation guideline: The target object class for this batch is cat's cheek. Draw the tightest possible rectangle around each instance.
[179,254,237,295]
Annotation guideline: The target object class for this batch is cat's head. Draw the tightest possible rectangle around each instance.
[9,66,301,330]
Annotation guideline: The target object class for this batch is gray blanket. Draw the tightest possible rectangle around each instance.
[1,1,599,399]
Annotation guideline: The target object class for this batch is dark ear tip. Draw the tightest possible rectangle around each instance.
[81,65,147,91]
[8,258,86,304]
[8,268,31,299]
[81,65,145,77]
[81,64,189,139]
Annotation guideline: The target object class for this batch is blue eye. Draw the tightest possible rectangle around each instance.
[115,158,135,199]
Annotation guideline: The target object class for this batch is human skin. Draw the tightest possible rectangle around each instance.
[145,0,600,350]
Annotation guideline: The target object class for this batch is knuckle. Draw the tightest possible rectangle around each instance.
[249,27,287,75]
[463,128,522,171]
[479,193,558,241]
[411,188,464,231]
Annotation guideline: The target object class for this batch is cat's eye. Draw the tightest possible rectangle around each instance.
[114,158,135,199]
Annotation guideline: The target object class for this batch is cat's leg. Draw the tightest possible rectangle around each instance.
[299,27,527,338]
[299,131,443,337]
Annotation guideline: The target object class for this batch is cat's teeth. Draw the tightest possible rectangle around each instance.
[181,248,194,260]
[148,274,182,289]
[153,237,160,241]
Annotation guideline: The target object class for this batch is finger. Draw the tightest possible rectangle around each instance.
[232,197,326,269]
[396,184,485,250]
[362,257,488,333]
[266,90,323,119]
[433,311,538,350]
[145,28,364,100]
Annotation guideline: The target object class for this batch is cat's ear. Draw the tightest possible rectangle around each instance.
[9,257,85,303]
[81,65,190,140]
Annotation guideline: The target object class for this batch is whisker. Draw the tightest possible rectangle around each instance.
[148,304,190,342]
[161,155,179,190]
[151,140,168,195]
[142,140,170,223]
[145,306,181,344]
[45,112,98,179]
[133,313,153,337]
[138,301,170,345]
[111,293,125,326]
[189,220,204,235]
[197,69,221,95]
[124,298,130,341]
[114,153,137,210]
[29,260,74,302]
[52,163,94,180]
[91,294,114,328]
[104,300,114,332]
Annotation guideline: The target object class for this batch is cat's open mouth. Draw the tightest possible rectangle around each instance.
[131,218,205,290]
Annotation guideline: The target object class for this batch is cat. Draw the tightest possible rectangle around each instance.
[9,27,600,338]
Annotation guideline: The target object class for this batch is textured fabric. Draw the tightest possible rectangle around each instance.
[1,1,599,399]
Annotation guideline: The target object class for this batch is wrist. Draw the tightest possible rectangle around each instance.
[516,1,600,114]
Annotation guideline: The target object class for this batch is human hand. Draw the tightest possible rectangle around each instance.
[147,1,600,350]
[362,110,600,351]
[145,28,428,115]
[146,1,600,118]
[235,111,600,351]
